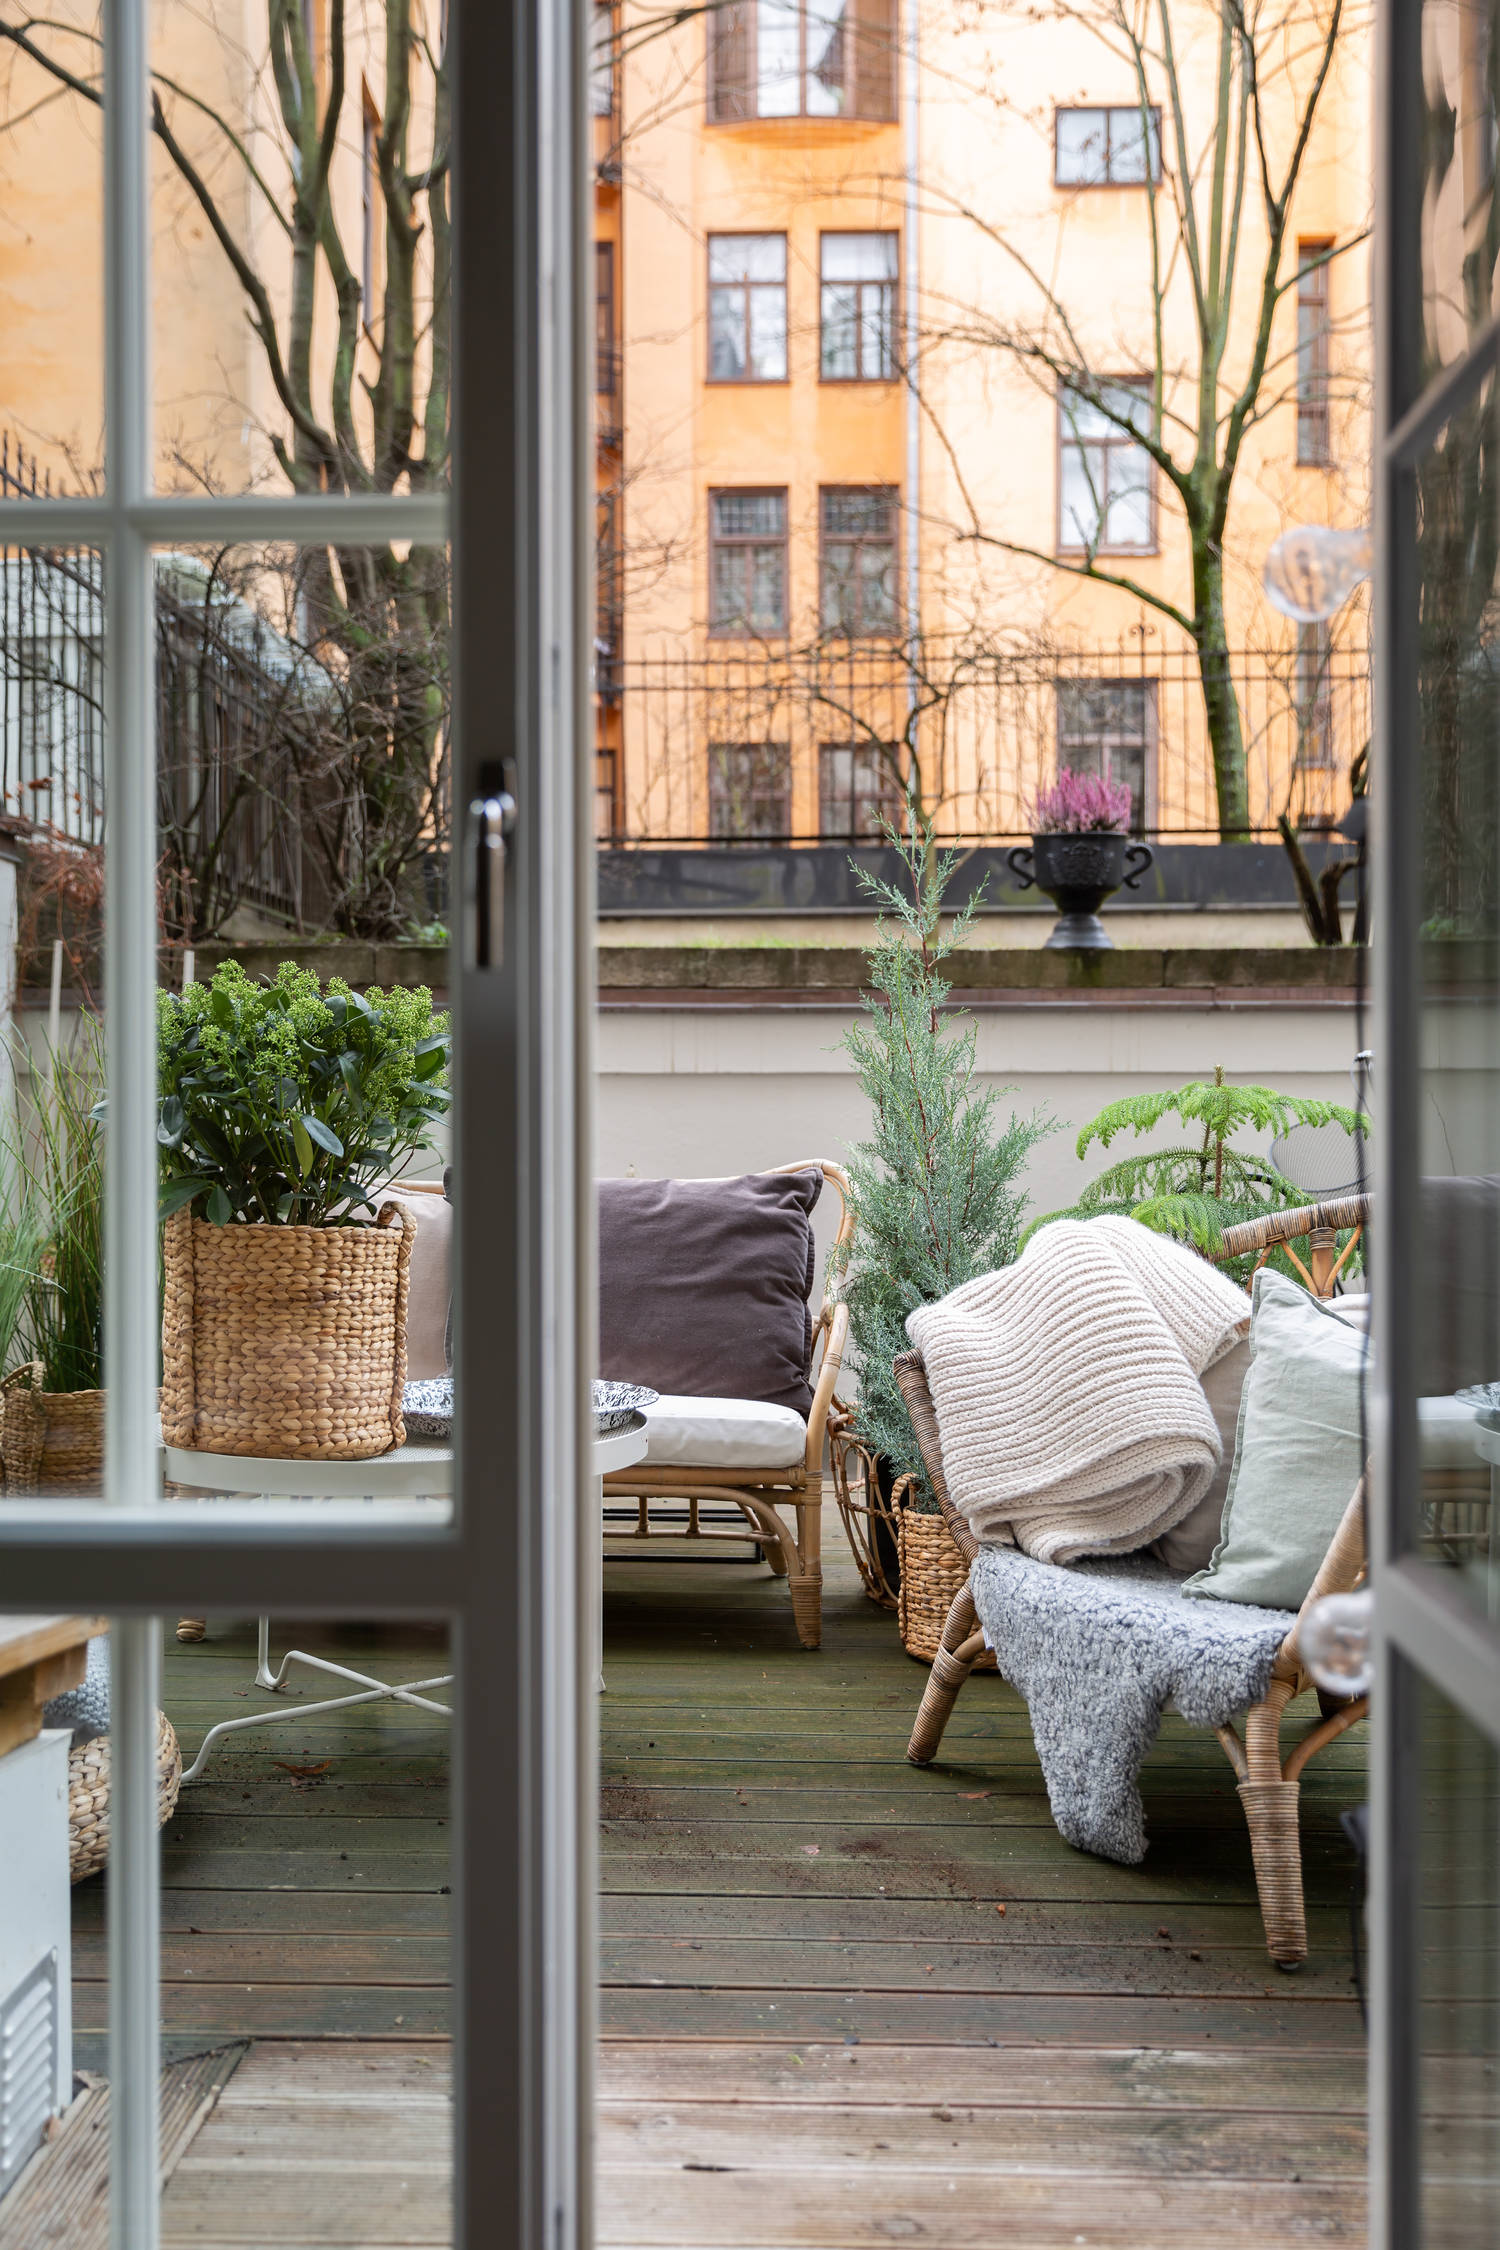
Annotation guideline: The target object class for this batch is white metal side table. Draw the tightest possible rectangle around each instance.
[166,1438,454,1783]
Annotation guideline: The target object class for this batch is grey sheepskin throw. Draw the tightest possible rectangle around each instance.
[906,1217,1251,1562]
[969,1544,1293,1863]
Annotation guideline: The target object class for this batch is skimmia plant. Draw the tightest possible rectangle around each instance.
[155,962,450,1228]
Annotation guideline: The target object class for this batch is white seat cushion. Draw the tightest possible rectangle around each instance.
[641,1394,808,1471]
[1419,1394,1482,1470]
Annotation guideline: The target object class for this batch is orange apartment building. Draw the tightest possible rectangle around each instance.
[594,0,1372,850]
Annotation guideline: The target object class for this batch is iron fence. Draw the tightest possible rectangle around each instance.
[595,632,1371,845]
[0,435,345,935]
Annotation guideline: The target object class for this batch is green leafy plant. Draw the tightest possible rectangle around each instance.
[832,816,1051,1508]
[1026,1065,1367,1282]
[155,961,450,1228]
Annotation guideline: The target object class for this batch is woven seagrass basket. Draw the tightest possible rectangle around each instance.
[39,1387,105,1486]
[0,1360,45,1490]
[161,1203,416,1460]
[68,1709,182,1884]
[897,1503,997,1670]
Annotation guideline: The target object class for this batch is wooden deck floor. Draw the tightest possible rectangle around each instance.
[51,1544,1367,2246]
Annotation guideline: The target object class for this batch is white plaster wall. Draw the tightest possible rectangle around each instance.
[597,1000,1365,1279]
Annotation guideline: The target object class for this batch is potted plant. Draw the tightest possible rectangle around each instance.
[0,1022,108,1488]
[156,961,449,1461]
[831,814,1049,1646]
[1007,766,1154,950]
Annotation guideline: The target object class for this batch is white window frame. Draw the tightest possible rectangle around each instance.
[0,5,590,2248]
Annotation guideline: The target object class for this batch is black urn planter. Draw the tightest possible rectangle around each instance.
[1007,830,1154,950]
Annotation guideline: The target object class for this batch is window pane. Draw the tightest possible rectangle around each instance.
[863,285,897,376]
[148,4,451,495]
[805,0,848,113]
[0,14,104,486]
[820,284,860,378]
[590,6,615,115]
[1411,375,1500,1605]
[1109,107,1152,183]
[709,289,749,380]
[713,491,785,538]
[819,742,900,836]
[708,743,790,840]
[1421,0,1500,384]
[1105,449,1152,546]
[748,545,787,630]
[709,234,785,283]
[748,289,788,380]
[756,0,801,116]
[1060,389,1112,443]
[1056,108,1108,184]
[1415,1675,1500,2246]
[821,488,892,537]
[857,541,898,627]
[821,232,898,281]
[1059,449,1102,545]
[1099,380,1152,434]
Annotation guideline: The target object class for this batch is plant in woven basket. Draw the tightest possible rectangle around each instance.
[832,814,1051,1513]
[155,960,449,1227]
[1024,1065,1367,1283]
[12,1017,106,1393]
[155,962,449,1462]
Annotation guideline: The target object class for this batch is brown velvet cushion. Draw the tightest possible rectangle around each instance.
[598,1171,822,1417]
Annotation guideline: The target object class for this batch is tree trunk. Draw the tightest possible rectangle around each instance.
[1191,545,1251,841]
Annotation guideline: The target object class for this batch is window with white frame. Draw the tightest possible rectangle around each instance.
[1055,678,1155,832]
[1297,239,1334,465]
[820,233,898,381]
[708,236,788,382]
[1054,105,1162,185]
[708,741,792,839]
[1058,381,1154,553]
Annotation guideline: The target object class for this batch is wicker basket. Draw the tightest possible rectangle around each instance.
[897,1503,997,1669]
[0,1360,45,1490]
[828,1416,901,1608]
[68,1710,182,1884]
[39,1387,105,1486]
[160,1203,415,1460]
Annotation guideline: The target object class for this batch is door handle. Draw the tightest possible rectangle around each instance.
[467,767,517,971]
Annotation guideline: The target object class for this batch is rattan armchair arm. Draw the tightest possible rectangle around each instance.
[892,1349,980,1566]
[1219,1195,1370,1298]
[1273,1472,1368,1686]
[805,1297,850,1470]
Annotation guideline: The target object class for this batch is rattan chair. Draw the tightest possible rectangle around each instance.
[896,1197,1371,1968]
[601,1159,853,1651]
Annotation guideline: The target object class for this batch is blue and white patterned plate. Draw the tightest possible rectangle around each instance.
[1456,1381,1500,1430]
[593,1379,658,1433]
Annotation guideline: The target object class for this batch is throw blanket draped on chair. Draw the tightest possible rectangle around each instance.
[905,1217,1251,1561]
[969,1546,1293,1862]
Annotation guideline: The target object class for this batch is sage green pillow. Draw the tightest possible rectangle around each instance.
[1183,1267,1367,1612]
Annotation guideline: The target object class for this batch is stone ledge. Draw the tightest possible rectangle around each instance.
[596,943,1362,999]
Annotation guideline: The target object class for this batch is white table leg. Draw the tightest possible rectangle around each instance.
[180,1625,453,1784]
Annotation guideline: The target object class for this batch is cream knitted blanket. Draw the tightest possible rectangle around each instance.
[905,1218,1251,1563]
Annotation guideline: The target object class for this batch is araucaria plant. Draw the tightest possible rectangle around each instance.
[157,962,450,1228]
[834,818,1050,1504]
[1028,1066,1366,1280]
[1030,767,1133,834]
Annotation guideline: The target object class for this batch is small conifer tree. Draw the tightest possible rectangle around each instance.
[833,819,1050,1507]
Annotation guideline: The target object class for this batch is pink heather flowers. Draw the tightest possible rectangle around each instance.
[1030,767,1133,834]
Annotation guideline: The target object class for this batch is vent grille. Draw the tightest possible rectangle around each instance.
[0,1953,59,2194]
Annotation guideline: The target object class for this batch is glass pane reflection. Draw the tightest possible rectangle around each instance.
[1422,0,1500,385]
[1417,1675,1500,2247]
[1414,377,1500,1612]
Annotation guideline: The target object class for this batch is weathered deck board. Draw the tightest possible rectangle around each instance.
[597,1545,1368,2246]
[56,1544,1367,2246]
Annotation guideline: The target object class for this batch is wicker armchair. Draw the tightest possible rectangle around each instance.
[895,1197,1371,1968]
[601,1159,854,1651]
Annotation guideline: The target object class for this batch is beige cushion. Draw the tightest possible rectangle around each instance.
[380,1184,452,1381]
[1153,1338,1250,1573]
[641,1394,807,1471]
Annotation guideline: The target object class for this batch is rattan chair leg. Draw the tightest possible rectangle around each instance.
[789,1570,822,1649]
[1238,1774,1307,1967]
[176,1617,207,1643]
[908,1583,982,1765]
[765,1530,790,1577]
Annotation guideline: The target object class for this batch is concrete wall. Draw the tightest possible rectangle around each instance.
[597,993,1365,1282]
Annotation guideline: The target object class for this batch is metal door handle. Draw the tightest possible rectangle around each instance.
[467,775,517,970]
